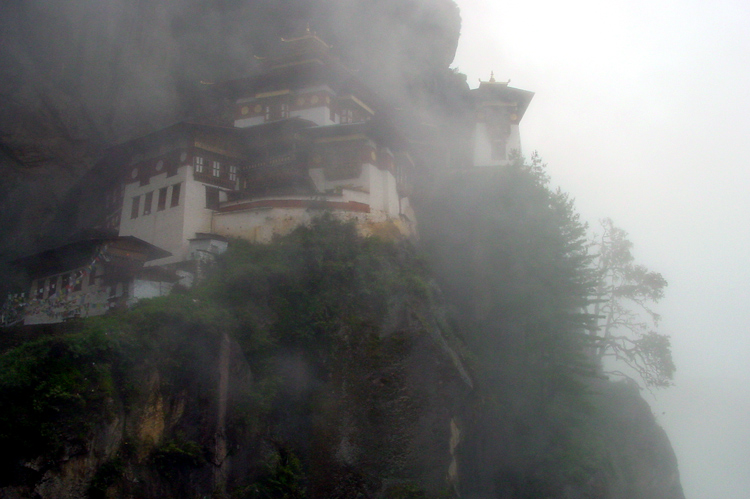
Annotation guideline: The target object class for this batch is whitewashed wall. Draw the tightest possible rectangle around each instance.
[472,122,522,167]
[119,166,189,265]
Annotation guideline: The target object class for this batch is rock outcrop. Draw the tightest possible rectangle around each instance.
[0,1,685,497]
[0,220,471,498]
[0,0,462,266]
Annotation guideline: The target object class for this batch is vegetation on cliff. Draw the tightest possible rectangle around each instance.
[0,156,682,499]
[0,215,468,498]
[417,153,681,498]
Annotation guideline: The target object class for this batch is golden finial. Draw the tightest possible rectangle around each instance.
[489,71,496,83]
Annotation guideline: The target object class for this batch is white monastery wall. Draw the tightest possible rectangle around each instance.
[119,167,188,265]
[214,207,314,243]
[472,123,494,167]
[234,116,265,128]
[292,106,334,126]
[508,124,521,156]
[364,163,401,217]
[472,121,523,167]
[213,205,405,244]
[128,279,174,306]
[179,171,217,261]
[384,170,400,217]
[293,85,335,126]
[367,163,385,212]
[235,85,336,128]
[306,162,400,217]
[308,161,371,194]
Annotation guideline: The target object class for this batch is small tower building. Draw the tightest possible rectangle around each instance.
[471,73,534,167]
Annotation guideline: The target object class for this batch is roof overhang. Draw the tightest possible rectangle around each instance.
[12,235,170,278]
[472,83,535,123]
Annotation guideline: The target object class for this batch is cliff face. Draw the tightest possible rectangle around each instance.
[0,0,462,263]
[417,165,686,499]
[0,219,471,498]
[593,380,684,499]
[0,1,685,497]
[0,217,684,499]
[0,331,252,499]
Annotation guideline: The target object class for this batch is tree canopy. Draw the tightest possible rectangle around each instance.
[588,218,676,388]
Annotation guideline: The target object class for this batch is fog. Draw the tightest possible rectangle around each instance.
[452,0,750,497]
[0,0,745,495]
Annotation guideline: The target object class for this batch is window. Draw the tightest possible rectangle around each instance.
[205,186,220,210]
[171,183,181,207]
[340,107,353,124]
[131,195,140,219]
[264,104,272,121]
[212,160,221,177]
[195,156,204,174]
[157,187,167,211]
[229,165,237,182]
[61,273,70,291]
[35,280,44,299]
[73,271,83,292]
[143,191,153,215]
[281,101,290,119]
[48,277,57,297]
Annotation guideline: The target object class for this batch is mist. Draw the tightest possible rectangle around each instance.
[0,0,714,497]
[452,0,750,497]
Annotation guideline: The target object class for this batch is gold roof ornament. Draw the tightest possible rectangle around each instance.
[479,71,511,86]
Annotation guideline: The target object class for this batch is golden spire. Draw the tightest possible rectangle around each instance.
[489,71,495,83]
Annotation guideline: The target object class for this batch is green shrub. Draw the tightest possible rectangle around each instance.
[87,457,124,499]
[151,436,206,477]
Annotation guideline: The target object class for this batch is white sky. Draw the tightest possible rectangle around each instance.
[452,0,750,497]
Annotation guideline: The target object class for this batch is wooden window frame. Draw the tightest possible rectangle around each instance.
[157,187,167,211]
[205,186,220,210]
[170,183,181,207]
[340,107,353,124]
[131,195,140,219]
[143,191,153,215]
